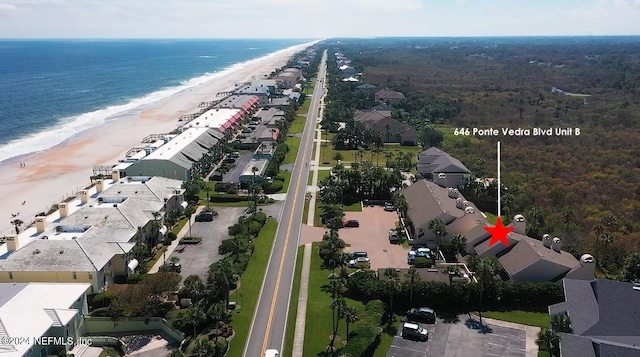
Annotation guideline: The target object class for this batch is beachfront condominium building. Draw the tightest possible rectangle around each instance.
[0,282,91,357]
[273,68,303,89]
[0,177,184,292]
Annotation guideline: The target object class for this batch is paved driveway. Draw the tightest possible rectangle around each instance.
[222,152,253,183]
[340,206,411,270]
[387,315,526,357]
[168,206,245,281]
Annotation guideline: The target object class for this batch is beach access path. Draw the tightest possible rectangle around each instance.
[0,41,316,236]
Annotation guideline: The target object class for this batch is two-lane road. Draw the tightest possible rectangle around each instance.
[244,50,327,357]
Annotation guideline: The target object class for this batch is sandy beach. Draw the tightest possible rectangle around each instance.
[0,41,315,236]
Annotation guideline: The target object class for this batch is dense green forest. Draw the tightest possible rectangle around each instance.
[322,37,640,275]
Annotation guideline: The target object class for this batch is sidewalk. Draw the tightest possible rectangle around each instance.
[470,313,540,357]
[292,243,312,357]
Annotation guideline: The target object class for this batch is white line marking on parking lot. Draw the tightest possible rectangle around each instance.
[488,342,526,352]
[488,334,526,342]
[390,344,427,354]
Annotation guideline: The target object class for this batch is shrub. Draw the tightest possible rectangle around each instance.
[219,238,237,255]
[209,194,250,203]
[155,243,164,251]
[264,181,283,194]
[253,212,267,226]
[414,257,433,268]
[248,221,262,235]
[126,274,145,284]
[179,237,202,244]
[341,300,385,357]
[228,224,243,236]
[214,182,231,192]
[90,307,111,317]
[92,290,116,307]
[274,175,285,182]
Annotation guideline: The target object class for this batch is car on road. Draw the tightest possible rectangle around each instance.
[348,256,371,268]
[402,322,429,341]
[343,219,360,227]
[389,228,399,243]
[264,349,279,357]
[194,211,217,222]
[406,307,437,324]
[384,202,395,212]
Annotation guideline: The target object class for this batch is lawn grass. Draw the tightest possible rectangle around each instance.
[302,199,310,225]
[289,115,307,134]
[373,321,401,357]
[319,142,421,167]
[437,124,483,152]
[171,217,188,235]
[277,169,292,194]
[282,246,305,357]
[295,98,311,116]
[483,212,506,225]
[342,201,362,212]
[226,219,278,357]
[303,243,366,356]
[309,169,331,186]
[313,200,322,227]
[481,310,550,329]
[284,136,301,164]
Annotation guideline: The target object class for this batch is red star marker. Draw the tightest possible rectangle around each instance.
[484,216,515,247]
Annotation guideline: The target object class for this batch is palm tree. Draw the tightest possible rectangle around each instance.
[185,335,217,357]
[333,152,344,165]
[450,234,467,259]
[550,312,572,333]
[207,302,228,341]
[384,151,395,168]
[383,268,400,326]
[10,218,23,234]
[405,267,421,307]
[476,257,497,325]
[183,275,207,303]
[428,218,447,257]
[394,194,408,218]
[536,328,560,356]
[343,306,359,343]
[185,305,206,337]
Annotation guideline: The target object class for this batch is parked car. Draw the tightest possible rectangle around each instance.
[343,219,360,227]
[241,128,252,133]
[230,152,240,158]
[194,212,215,222]
[406,307,437,324]
[401,322,429,341]
[389,229,399,243]
[350,251,368,259]
[384,202,395,212]
[168,262,181,273]
[407,247,432,264]
[348,257,371,268]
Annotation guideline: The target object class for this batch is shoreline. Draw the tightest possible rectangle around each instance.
[0,40,316,235]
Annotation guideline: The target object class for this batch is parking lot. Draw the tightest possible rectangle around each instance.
[222,151,253,183]
[168,206,245,281]
[387,315,526,357]
[339,206,411,270]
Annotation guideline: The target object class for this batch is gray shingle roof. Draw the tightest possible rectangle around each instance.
[558,333,596,357]
[417,147,470,175]
[497,236,580,279]
[402,180,462,231]
[550,279,640,355]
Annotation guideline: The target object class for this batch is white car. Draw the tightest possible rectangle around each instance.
[264,349,279,357]
[348,257,371,268]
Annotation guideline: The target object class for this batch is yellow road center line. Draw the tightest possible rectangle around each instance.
[261,92,315,354]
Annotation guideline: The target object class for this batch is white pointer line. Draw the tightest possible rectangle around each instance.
[497,141,501,218]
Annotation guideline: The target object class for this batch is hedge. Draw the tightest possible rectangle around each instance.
[253,212,267,226]
[209,194,251,203]
[340,300,385,357]
[180,237,202,244]
[264,181,284,194]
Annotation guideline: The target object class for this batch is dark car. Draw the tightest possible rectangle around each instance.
[384,202,395,212]
[194,212,215,222]
[406,307,436,324]
[343,219,360,227]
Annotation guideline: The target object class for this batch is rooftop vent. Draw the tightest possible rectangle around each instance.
[33,249,41,255]
[59,249,64,254]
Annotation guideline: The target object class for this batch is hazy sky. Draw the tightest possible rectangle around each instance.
[0,0,639,38]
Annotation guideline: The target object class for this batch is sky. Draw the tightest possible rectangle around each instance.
[0,0,639,39]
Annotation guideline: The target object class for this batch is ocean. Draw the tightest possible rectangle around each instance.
[0,39,309,163]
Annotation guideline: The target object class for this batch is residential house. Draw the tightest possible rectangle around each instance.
[353,110,418,145]
[375,89,406,104]
[236,85,271,105]
[274,68,302,89]
[416,147,471,188]
[548,278,640,357]
[0,282,91,357]
[239,159,269,184]
[339,65,357,78]
[356,84,377,93]
[400,181,595,282]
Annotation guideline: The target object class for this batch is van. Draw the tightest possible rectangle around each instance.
[264,349,279,357]
[402,322,428,341]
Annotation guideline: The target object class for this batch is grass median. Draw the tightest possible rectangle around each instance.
[284,136,301,165]
[226,219,278,357]
[480,310,550,329]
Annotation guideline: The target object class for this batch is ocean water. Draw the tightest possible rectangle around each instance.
[0,39,309,163]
